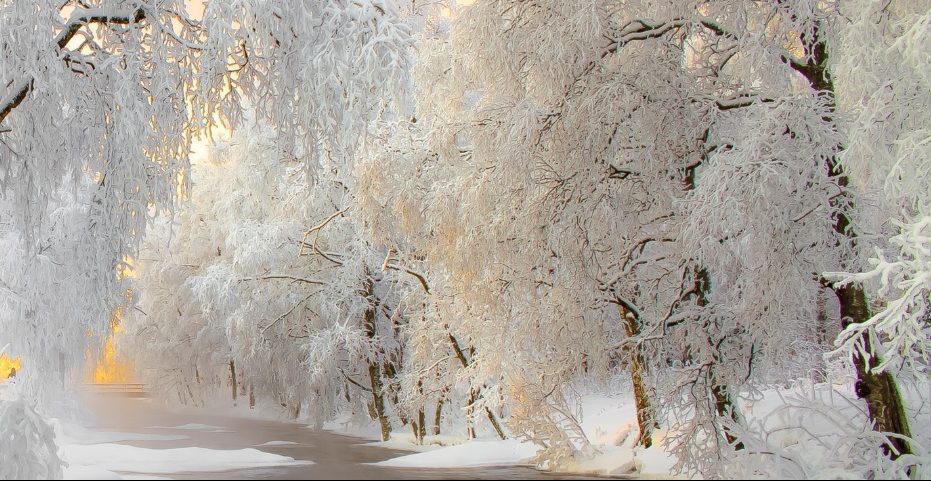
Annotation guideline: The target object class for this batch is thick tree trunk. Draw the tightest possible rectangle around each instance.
[786,21,913,459]
[366,360,391,441]
[408,380,427,444]
[813,288,829,383]
[835,284,912,456]
[693,268,746,450]
[465,388,478,439]
[249,383,255,409]
[410,408,426,445]
[711,382,745,450]
[483,405,506,440]
[617,303,658,448]
[362,272,392,442]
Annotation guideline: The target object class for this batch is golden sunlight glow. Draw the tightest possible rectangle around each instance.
[442,0,477,19]
[87,263,136,384]
[90,319,133,384]
[118,255,138,280]
[0,355,21,381]
[190,126,232,167]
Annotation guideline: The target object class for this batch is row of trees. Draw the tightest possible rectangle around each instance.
[0,0,927,478]
[125,0,929,477]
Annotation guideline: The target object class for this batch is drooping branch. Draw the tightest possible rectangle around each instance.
[55,7,146,50]
[0,6,147,127]
[382,263,430,293]
[0,80,31,129]
[341,369,372,393]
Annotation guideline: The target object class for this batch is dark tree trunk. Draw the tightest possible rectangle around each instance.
[835,284,912,456]
[483,405,506,440]
[447,331,506,440]
[410,407,426,445]
[693,268,745,450]
[711,382,745,450]
[465,388,478,439]
[362,272,392,442]
[229,359,237,405]
[617,303,658,448]
[814,288,829,383]
[433,390,446,436]
[786,26,914,458]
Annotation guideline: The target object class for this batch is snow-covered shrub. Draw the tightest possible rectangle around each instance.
[0,399,63,480]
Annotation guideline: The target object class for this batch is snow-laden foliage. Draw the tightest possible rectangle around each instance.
[0,176,127,402]
[824,0,931,378]
[721,381,930,479]
[359,0,927,477]
[356,0,854,475]
[1,0,415,473]
[829,0,931,257]
[0,0,414,401]
[0,398,63,480]
[122,119,435,439]
[4,0,928,479]
[830,211,931,374]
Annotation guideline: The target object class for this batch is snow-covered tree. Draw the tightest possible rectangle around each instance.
[0,0,413,393]
[0,0,415,471]
[124,121,389,434]
[360,0,925,476]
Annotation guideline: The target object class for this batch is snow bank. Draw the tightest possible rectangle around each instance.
[61,443,311,475]
[375,439,539,468]
[256,440,299,446]
[64,465,171,480]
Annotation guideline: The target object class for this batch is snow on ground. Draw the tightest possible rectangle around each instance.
[51,405,312,480]
[256,440,299,446]
[20,374,925,479]
[364,377,929,479]
[63,465,173,480]
[363,433,467,453]
[61,443,311,475]
[375,439,539,468]
[367,391,676,477]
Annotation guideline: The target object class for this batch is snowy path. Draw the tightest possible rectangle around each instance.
[65,394,612,480]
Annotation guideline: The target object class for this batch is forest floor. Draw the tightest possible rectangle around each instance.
[7,374,925,479]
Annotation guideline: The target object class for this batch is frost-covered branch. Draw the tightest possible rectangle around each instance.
[0,6,145,126]
[828,211,931,373]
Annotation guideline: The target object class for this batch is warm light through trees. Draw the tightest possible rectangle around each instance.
[0,0,927,479]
